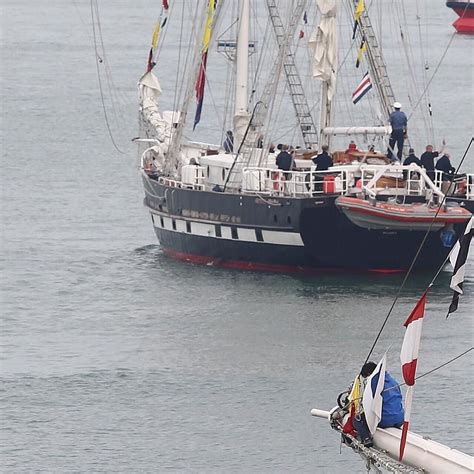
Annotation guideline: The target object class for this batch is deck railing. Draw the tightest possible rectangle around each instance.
[242,167,350,197]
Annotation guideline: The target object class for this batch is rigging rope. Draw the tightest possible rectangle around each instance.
[408,1,473,121]
[90,0,126,155]
[365,136,474,363]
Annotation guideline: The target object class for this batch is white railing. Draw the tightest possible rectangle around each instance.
[242,167,350,197]
[433,170,473,200]
[359,164,444,199]
[466,174,474,200]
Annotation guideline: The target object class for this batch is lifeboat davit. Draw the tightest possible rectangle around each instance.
[336,196,472,231]
[446,1,474,34]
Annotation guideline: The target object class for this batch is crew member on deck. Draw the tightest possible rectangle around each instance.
[312,145,333,171]
[276,145,295,172]
[388,102,407,162]
[352,362,405,448]
[420,143,445,181]
[345,141,359,154]
[403,148,422,181]
[435,152,456,194]
[404,148,421,167]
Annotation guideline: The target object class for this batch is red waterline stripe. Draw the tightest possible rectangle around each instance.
[162,249,405,274]
[163,248,317,273]
[368,268,404,274]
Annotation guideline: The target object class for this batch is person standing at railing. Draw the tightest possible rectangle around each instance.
[388,102,407,162]
[420,142,445,181]
[403,148,421,167]
[435,152,456,194]
[311,146,333,192]
[274,145,295,194]
[403,148,422,183]
[312,145,333,171]
[276,145,295,174]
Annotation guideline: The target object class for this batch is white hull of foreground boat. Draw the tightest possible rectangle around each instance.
[311,408,474,473]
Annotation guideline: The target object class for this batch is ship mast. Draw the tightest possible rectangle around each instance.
[233,0,251,152]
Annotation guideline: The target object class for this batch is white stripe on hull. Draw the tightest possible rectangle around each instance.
[150,211,304,246]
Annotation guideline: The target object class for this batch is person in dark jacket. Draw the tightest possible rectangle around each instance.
[388,102,407,162]
[352,362,405,447]
[436,152,456,194]
[404,148,421,167]
[312,145,333,170]
[435,153,455,179]
[403,148,422,181]
[420,143,444,180]
[276,145,294,172]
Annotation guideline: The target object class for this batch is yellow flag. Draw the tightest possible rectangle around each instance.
[354,0,365,20]
[352,0,365,39]
[348,374,361,413]
[151,22,161,50]
[202,0,217,52]
[356,40,367,68]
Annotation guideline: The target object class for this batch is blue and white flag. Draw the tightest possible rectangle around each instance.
[362,353,387,434]
[352,72,372,104]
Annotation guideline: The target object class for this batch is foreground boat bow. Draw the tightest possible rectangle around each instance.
[311,408,474,473]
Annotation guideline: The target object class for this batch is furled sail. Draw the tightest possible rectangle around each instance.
[308,0,337,100]
[138,71,174,146]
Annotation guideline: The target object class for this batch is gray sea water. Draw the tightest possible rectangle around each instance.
[1,1,473,472]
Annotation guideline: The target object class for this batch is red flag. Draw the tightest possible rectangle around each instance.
[299,30,304,39]
[399,291,427,461]
[162,0,169,10]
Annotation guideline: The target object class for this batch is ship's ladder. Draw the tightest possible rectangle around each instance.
[224,1,307,190]
[267,0,318,149]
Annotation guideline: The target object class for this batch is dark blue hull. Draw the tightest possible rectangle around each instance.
[143,175,468,272]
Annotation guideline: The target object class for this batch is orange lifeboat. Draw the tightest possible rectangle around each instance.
[335,196,472,231]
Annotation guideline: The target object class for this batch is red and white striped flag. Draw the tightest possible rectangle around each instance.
[399,291,427,461]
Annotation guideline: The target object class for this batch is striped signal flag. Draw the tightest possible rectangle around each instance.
[352,72,372,104]
[448,217,473,316]
[352,0,365,39]
[399,291,427,461]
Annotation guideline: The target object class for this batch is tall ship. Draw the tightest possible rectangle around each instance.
[137,0,473,272]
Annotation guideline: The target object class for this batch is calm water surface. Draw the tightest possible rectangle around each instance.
[1,1,473,472]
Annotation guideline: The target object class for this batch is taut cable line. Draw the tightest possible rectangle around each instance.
[365,136,474,363]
